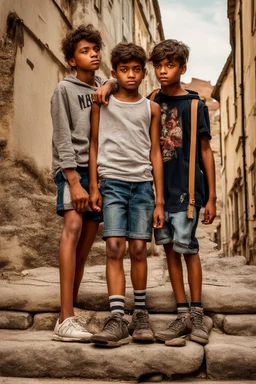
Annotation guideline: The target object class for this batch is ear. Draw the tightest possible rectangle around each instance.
[180,64,187,75]
[68,57,77,68]
[111,69,117,79]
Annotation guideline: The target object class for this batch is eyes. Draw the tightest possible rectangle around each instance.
[81,46,100,54]
[120,67,142,73]
[154,63,174,69]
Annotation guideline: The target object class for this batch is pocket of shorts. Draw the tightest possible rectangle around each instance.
[146,182,155,199]
[99,178,108,189]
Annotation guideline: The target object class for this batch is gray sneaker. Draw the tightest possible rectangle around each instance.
[155,312,192,342]
[132,310,154,342]
[190,307,209,345]
[90,313,130,347]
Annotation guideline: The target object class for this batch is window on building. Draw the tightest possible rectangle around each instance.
[94,0,102,13]
[226,96,230,129]
[234,190,239,236]
[252,0,256,34]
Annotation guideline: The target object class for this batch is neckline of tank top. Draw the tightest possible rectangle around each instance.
[110,95,146,105]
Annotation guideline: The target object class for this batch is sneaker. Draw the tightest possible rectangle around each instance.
[155,312,192,342]
[132,310,154,342]
[52,316,92,342]
[90,313,130,347]
[190,307,209,345]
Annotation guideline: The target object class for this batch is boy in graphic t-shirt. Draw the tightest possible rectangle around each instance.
[149,39,216,345]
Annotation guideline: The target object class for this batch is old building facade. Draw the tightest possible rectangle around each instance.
[0,0,164,172]
[212,0,256,263]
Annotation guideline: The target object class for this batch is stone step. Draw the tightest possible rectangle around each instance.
[0,330,255,381]
[0,330,204,381]
[0,380,255,384]
[1,253,256,313]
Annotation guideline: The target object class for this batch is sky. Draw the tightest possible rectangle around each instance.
[157,0,231,85]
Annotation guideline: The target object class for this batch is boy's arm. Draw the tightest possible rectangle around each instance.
[149,101,165,228]
[51,87,89,212]
[200,134,216,224]
[93,80,117,106]
[89,102,102,212]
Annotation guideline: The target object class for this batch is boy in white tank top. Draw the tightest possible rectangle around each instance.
[89,43,165,347]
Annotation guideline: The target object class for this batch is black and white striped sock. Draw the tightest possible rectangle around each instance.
[109,295,125,316]
[134,289,146,311]
[177,302,189,314]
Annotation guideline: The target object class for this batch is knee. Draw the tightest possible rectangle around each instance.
[129,243,147,262]
[106,239,125,262]
[62,220,82,243]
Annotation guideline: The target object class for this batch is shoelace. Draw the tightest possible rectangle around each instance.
[133,312,150,330]
[167,314,187,331]
[103,316,121,334]
[191,309,205,330]
[70,318,88,332]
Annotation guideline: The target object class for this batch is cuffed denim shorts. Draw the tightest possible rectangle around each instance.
[100,178,155,241]
[154,207,200,254]
[55,167,103,221]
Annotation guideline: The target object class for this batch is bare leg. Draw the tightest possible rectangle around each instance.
[164,243,187,303]
[129,239,147,290]
[73,220,99,303]
[59,210,82,323]
[106,237,126,296]
[184,253,202,302]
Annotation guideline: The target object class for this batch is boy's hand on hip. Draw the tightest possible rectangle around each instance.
[153,206,165,229]
[201,199,216,225]
[70,183,89,212]
[89,189,102,212]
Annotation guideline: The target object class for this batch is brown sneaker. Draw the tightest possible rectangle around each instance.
[190,307,209,345]
[90,313,130,347]
[132,310,154,342]
[155,312,192,342]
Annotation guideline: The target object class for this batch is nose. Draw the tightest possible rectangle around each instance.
[127,69,135,78]
[160,66,166,74]
[91,50,98,58]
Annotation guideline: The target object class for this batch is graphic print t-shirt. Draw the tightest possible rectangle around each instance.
[151,90,211,213]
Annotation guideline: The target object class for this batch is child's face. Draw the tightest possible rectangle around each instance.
[153,58,186,87]
[68,39,102,71]
[111,61,145,90]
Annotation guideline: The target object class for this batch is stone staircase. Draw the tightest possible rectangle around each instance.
[0,225,256,383]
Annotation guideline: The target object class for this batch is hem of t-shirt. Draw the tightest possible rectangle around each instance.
[198,129,212,140]
[164,202,202,214]
[99,174,153,183]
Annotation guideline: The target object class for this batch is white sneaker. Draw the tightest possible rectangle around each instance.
[53,316,92,342]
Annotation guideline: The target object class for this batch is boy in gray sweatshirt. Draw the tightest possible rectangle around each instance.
[51,24,116,342]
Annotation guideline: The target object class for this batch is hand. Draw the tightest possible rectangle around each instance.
[93,81,115,105]
[70,183,89,212]
[89,187,102,212]
[201,199,216,225]
[153,205,165,229]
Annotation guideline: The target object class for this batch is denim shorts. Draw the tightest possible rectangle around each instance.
[154,207,200,254]
[100,178,155,241]
[55,167,103,221]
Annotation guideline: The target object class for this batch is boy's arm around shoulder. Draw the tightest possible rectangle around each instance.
[150,100,165,229]
[93,79,117,106]
[89,102,102,212]
[200,134,216,224]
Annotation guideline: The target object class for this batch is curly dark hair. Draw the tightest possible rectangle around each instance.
[149,39,190,66]
[111,43,147,70]
[61,24,103,62]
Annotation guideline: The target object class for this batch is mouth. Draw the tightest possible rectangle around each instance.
[126,81,137,85]
[159,77,168,81]
[91,60,100,64]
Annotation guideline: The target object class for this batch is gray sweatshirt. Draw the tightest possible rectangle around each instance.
[51,75,105,177]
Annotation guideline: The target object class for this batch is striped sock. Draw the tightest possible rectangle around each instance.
[134,289,146,310]
[109,295,125,316]
[177,302,189,314]
[190,301,202,308]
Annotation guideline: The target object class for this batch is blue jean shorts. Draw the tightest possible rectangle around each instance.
[154,208,200,254]
[100,178,155,241]
[55,167,103,221]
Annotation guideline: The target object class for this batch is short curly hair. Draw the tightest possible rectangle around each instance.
[111,43,147,70]
[149,39,190,66]
[61,24,103,62]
